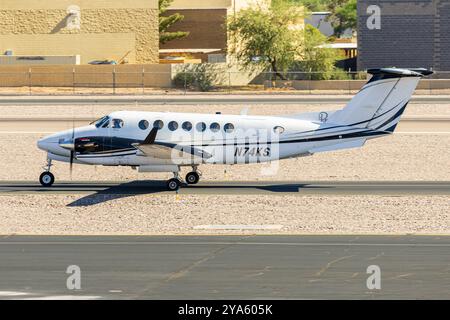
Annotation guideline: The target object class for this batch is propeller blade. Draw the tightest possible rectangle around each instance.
[70,150,74,177]
[70,119,75,178]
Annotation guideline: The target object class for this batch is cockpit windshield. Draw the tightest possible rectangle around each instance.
[92,116,110,128]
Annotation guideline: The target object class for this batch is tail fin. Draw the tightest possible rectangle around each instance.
[328,68,433,132]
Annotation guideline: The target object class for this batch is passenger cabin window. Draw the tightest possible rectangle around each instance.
[112,119,124,129]
[224,123,234,133]
[210,122,220,132]
[182,121,192,131]
[196,122,206,132]
[139,120,149,130]
[273,126,285,134]
[153,120,164,130]
[168,121,178,131]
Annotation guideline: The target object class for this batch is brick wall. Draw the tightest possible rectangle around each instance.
[357,0,450,71]
[160,9,228,51]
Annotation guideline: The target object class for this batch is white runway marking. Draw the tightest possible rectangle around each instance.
[193,224,284,230]
[0,291,30,297]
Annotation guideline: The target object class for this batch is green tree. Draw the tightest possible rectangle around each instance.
[291,0,357,37]
[296,25,344,80]
[227,2,304,79]
[292,0,329,11]
[327,0,357,37]
[159,0,189,45]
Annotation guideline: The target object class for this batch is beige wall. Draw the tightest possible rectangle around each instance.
[0,0,159,64]
[0,34,136,64]
[0,0,157,9]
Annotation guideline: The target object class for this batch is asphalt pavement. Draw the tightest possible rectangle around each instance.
[0,235,449,299]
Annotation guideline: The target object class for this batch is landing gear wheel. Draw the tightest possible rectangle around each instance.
[167,178,181,191]
[185,172,200,185]
[39,172,55,187]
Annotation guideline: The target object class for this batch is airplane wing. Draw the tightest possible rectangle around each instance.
[132,128,212,160]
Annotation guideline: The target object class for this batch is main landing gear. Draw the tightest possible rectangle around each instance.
[39,158,55,187]
[185,171,200,185]
[166,167,201,191]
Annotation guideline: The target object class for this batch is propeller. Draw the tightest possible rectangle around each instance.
[69,120,75,178]
[59,120,76,178]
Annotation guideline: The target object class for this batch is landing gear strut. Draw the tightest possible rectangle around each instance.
[39,158,55,187]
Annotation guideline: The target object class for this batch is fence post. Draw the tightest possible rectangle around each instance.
[429,70,433,95]
[142,67,145,95]
[184,69,187,95]
[72,68,75,95]
[308,68,312,95]
[348,68,351,94]
[28,68,32,96]
[112,67,116,95]
[269,70,273,90]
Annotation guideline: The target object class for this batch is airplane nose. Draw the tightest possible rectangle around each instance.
[37,137,50,151]
[37,133,71,157]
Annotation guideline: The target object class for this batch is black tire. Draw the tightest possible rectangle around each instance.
[39,172,55,187]
[167,178,181,191]
[185,172,200,185]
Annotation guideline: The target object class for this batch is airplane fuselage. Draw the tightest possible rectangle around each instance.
[38,110,386,167]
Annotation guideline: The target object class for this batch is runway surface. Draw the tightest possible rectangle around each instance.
[1,181,449,196]
[0,235,449,299]
[1,95,450,105]
[1,117,449,133]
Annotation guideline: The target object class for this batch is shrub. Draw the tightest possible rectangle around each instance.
[173,64,222,92]
[329,68,352,80]
[173,71,195,89]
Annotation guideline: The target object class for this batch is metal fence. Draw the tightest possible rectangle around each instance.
[0,69,448,96]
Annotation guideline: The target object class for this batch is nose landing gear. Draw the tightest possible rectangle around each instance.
[39,158,55,187]
[167,171,182,191]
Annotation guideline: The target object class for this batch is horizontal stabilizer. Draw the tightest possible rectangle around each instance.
[308,139,366,154]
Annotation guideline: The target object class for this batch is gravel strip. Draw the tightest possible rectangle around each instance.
[0,194,448,235]
[0,103,448,118]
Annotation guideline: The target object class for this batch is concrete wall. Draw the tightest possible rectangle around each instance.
[0,0,159,64]
[265,79,450,91]
[0,64,172,88]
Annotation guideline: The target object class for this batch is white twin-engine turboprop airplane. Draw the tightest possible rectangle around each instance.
[37,68,432,191]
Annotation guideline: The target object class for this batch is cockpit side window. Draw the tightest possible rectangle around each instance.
[101,119,110,128]
[112,119,124,129]
[94,116,110,128]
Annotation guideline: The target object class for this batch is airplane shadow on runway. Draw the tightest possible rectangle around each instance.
[65,181,329,207]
